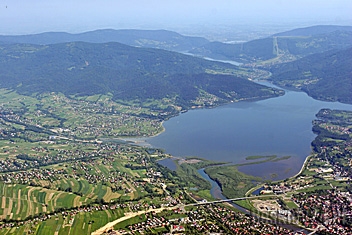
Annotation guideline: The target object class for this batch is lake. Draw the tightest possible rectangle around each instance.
[147,82,352,180]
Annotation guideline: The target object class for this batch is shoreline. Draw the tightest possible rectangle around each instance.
[245,154,312,196]
[291,154,311,179]
[107,80,283,146]
[99,79,285,152]
[100,121,166,146]
[197,161,312,233]
[126,120,166,144]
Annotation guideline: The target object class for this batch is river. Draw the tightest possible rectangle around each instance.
[148,81,352,180]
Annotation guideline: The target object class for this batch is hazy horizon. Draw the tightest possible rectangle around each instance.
[1,0,351,38]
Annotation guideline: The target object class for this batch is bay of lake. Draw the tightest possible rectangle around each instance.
[147,82,352,180]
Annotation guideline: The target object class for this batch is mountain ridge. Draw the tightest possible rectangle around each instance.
[0,41,280,109]
[2,25,351,64]
[0,29,209,52]
[272,25,352,37]
[269,47,352,104]
[189,29,352,62]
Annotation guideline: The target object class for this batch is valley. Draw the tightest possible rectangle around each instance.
[0,24,351,234]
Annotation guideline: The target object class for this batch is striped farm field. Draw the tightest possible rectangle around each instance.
[103,187,121,203]
[0,208,125,235]
[93,183,107,200]
[0,183,91,221]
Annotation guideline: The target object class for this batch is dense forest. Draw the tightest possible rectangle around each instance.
[3,25,352,63]
[269,47,352,104]
[0,41,280,109]
[0,25,350,107]
[189,27,352,62]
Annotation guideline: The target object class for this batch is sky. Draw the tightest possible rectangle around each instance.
[0,0,351,35]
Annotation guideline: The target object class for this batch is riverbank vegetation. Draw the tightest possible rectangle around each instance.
[0,66,285,234]
[205,166,263,199]
[204,155,292,199]
[200,108,352,234]
[169,157,227,192]
[242,155,291,165]
[0,25,351,234]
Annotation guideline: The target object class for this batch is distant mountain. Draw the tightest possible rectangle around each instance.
[0,29,209,52]
[269,47,352,104]
[189,37,275,62]
[275,30,352,56]
[190,26,352,62]
[0,42,280,108]
[3,26,351,65]
[273,25,352,37]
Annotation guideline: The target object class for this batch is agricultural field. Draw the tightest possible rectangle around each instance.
[0,142,170,211]
[0,89,165,140]
[0,183,85,221]
[0,207,125,235]
[0,137,190,234]
[0,96,304,234]
[0,89,196,233]
[2,78,350,234]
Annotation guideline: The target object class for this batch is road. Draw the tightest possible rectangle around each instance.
[90,195,277,235]
[91,205,180,235]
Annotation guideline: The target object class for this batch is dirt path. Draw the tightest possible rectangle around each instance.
[15,189,21,215]
[91,206,178,235]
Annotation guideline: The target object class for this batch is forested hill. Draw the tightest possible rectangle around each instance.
[189,27,352,62]
[2,26,351,64]
[272,25,352,37]
[0,29,209,52]
[0,41,280,108]
[269,47,352,104]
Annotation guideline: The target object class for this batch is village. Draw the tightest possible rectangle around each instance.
[0,92,166,141]
[255,113,352,235]
[0,89,351,234]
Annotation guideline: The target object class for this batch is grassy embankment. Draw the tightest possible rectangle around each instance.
[205,155,292,199]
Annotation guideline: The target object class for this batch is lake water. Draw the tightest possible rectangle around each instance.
[148,82,352,180]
